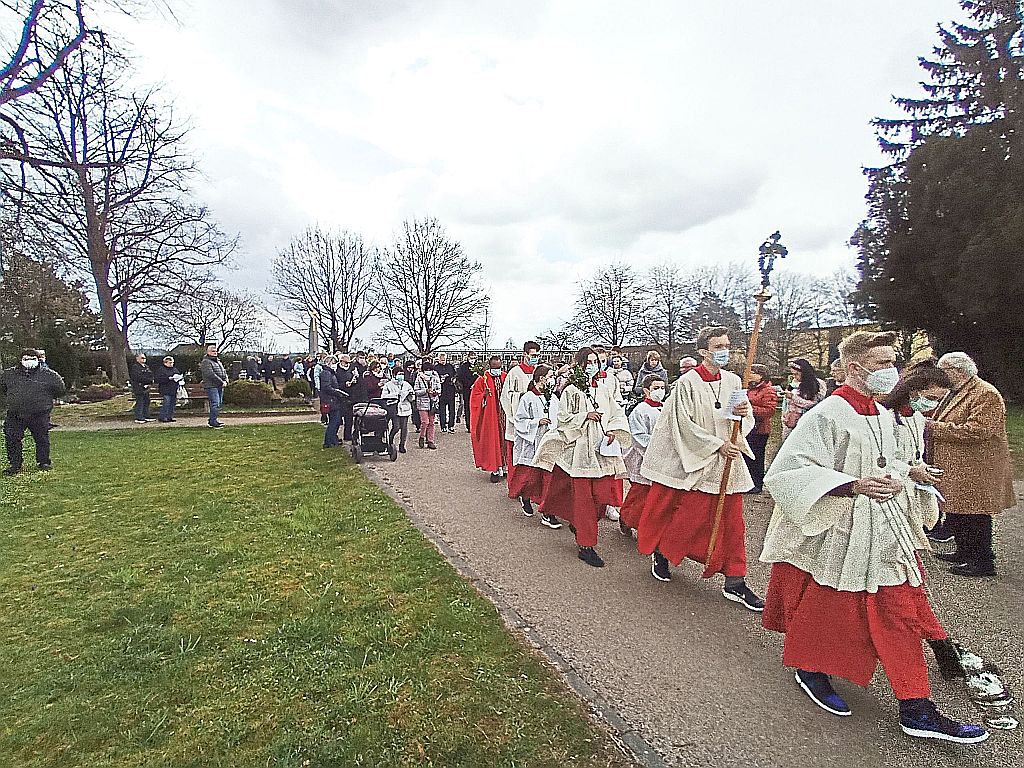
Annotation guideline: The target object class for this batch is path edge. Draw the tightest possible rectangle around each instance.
[361,465,671,768]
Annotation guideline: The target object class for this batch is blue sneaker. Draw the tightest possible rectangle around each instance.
[795,670,852,716]
[899,699,988,744]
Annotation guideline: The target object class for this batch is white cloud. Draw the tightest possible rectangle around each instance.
[95,0,964,349]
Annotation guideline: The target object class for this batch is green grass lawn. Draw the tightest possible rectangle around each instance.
[0,425,629,768]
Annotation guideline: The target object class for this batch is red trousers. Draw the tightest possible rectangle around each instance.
[762,562,947,699]
[636,484,747,578]
[508,464,550,502]
[505,441,517,498]
[618,482,650,530]
[539,466,621,547]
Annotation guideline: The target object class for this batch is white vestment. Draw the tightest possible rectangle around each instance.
[640,368,755,493]
[760,396,939,593]
[500,364,532,442]
[513,390,556,466]
[624,401,662,485]
[535,381,632,478]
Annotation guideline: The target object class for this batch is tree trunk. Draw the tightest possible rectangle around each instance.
[90,255,129,385]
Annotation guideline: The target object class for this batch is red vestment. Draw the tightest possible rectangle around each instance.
[469,372,507,473]
[539,466,623,547]
[507,465,551,503]
[763,383,946,699]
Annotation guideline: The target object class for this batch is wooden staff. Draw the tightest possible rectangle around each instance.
[705,233,786,569]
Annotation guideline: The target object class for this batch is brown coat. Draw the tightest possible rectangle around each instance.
[927,376,1016,516]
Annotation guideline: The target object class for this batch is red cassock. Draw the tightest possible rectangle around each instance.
[469,372,507,473]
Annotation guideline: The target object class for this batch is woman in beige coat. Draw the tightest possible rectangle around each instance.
[927,353,1016,577]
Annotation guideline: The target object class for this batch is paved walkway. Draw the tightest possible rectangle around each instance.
[364,429,1022,768]
[55,413,319,432]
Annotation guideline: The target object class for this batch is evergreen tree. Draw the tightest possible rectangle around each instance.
[854,0,1024,397]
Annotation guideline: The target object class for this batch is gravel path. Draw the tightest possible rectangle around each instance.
[54,413,319,432]
[364,428,1022,768]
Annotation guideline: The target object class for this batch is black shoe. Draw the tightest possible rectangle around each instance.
[207,423,225,429]
[541,514,562,529]
[926,639,966,679]
[578,546,604,567]
[427,442,437,450]
[651,551,671,582]
[933,551,967,564]
[618,520,633,537]
[926,528,954,544]
[490,472,503,483]
[419,435,425,448]
[398,446,406,454]
[521,498,535,516]
[899,698,988,744]
[168,418,177,422]
[795,670,852,716]
[2,467,19,476]
[723,582,765,612]
[568,524,577,535]
[37,463,52,471]
[949,562,996,577]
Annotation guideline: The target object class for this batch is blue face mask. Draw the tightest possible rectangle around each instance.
[395,374,405,384]
[585,363,600,378]
[712,350,730,366]
[489,368,502,376]
[528,356,540,366]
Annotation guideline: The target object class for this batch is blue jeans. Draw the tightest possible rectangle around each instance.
[324,405,343,447]
[160,394,176,421]
[206,387,223,426]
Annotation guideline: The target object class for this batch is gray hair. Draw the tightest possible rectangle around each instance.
[937,352,978,378]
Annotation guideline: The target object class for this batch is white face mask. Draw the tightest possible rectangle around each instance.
[585,363,600,378]
[910,395,940,413]
[489,368,502,376]
[649,388,666,402]
[394,374,405,384]
[21,358,39,370]
[711,350,730,366]
[861,364,900,395]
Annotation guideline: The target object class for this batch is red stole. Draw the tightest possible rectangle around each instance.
[694,364,721,382]
[832,384,879,416]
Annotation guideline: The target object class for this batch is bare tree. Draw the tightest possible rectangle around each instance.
[535,323,582,353]
[759,270,829,368]
[3,34,201,383]
[109,202,237,341]
[376,217,486,355]
[269,226,378,353]
[571,262,644,347]
[639,262,697,361]
[146,284,265,352]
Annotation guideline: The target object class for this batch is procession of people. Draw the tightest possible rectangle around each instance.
[450,330,1016,748]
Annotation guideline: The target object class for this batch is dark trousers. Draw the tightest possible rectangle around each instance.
[461,391,471,429]
[160,394,176,421]
[412,408,421,431]
[439,390,456,429]
[744,432,769,491]
[947,513,995,567]
[4,411,51,469]
[341,402,354,441]
[133,392,151,421]
[324,406,343,448]
[390,415,409,450]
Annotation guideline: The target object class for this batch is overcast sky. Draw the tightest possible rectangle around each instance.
[103,0,964,351]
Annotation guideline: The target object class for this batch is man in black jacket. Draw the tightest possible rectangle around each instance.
[318,356,345,448]
[435,352,458,433]
[199,345,229,429]
[2,349,66,474]
[456,353,479,432]
[128,352,155,423]
[154,356,183,423]
[334,353,358,441]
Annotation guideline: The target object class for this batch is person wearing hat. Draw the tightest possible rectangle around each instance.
[1,349,67,475]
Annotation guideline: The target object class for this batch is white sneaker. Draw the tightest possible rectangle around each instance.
[605,506,620,522]
[133,420,146,424]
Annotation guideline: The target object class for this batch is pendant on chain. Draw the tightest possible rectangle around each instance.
[877,456,887,469]
[714,402,721,409]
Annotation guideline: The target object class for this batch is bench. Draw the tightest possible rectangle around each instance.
[150,384,210,413]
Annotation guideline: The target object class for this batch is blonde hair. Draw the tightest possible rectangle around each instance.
[838,331,898,365]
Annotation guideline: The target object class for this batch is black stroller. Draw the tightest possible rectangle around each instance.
[351,397,398,463]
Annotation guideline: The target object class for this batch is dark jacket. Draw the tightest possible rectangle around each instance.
[245,359,260,379]
[260,358,277,376]
[154,365,182,397]
[128,361,155,395]
[362,372,384,401]
[199,355,229,389]
[456,361,478,393]
[633,363,669,396]
[318,366,345,409]
[435,362,457,395]
[335,365,358,408]
[0,365,66,415]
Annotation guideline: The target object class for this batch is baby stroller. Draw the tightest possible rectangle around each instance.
[351,397,398,463]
